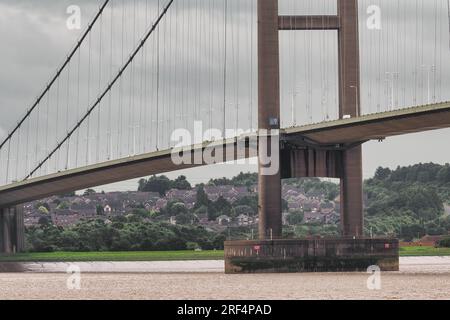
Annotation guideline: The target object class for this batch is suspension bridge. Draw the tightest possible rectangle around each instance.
[1,0,450,271]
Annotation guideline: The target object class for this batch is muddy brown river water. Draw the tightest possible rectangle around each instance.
[0,257,449,300]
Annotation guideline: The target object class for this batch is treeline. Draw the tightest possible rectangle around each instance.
[137,172,259,196]
[26,216,227,252]
[365,164,450,240]
[207,172,258,188]
[370,163,450,202]
[138,175,192,195]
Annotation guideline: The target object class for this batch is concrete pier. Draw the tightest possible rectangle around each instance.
[225,238,399,273]
[0,206,25,254]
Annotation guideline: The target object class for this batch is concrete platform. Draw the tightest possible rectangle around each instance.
[224,238,399,273]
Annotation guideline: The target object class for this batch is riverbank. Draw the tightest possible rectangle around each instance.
[1,247,449,263]
[399,246,450,256]
[0,250,224,262]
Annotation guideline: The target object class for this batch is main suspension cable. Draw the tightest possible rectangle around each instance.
[0,0,110,152]
[25,0,176,180]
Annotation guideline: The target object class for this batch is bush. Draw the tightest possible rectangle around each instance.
[287,211,304,225]
[25,217,225,252]
[439,236,450,248]
[186,242,200,250]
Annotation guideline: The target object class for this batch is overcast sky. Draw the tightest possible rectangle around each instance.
[1,0,450,191]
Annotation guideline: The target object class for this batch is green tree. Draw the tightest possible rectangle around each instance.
[437,165,450,183]
[230,172,258,187]
[234,195,258,215]
[57,202,70,210]
[172,175,192,190]
[439,236,450,248]
[38,206,50,215]
[195,185,210,209]
[374,167,391,180]
[96,205,105,215]
[138,175,172,196]
[176,213,196,225]
[166,200,188,216]
[83,189,96,196]
[132,208,150,217]
[282,199,289,212]
[58,191,76,197]
[194,205,208,216]
[138,178,147,192]
[287,211,304,225]
[35,202,50,211]
[38,216,51,226]
[208,196,232,220]
[233,205,254,216]
[186,241,200,250]
[207,177,232,186]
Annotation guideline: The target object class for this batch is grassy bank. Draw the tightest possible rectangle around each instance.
[1,247,449,262]
[0,250,225,262]
[399,246,450,256]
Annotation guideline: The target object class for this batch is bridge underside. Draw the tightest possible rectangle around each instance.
[279,102,450,236]
[0,139,255,208]
[285,101,450,145]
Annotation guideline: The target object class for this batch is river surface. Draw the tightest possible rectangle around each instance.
[0,257,449,300]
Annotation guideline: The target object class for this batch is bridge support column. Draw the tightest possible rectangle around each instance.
[257,0,282,239]
[338,0,363,237]
[340,146,364,236]
[0,206,25,254]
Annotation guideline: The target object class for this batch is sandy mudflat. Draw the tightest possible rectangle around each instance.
[0,257,449,300]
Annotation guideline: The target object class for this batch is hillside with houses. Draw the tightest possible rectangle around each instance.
[21,165,450,252]
[24,174,340,231]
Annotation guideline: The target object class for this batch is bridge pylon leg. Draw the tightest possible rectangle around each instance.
[257,0,282,239]
[0,206,25,254]
[338,0,364,237]
[340,146,364,237]
[258,137,282,239]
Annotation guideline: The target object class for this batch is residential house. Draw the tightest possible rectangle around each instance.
[216,215,231,226]
[236,214,251,226]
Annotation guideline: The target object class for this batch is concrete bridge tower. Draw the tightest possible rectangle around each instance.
[258,0,363,239]
[223,0,400,273]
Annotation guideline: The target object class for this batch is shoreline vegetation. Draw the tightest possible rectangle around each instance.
[0,250,225,262]
[1,246,450,262]
[399,246,450,256]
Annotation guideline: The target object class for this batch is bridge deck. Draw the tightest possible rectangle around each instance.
[0,139,254,207]
[1,102,450,207]
[284,101,450,144]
